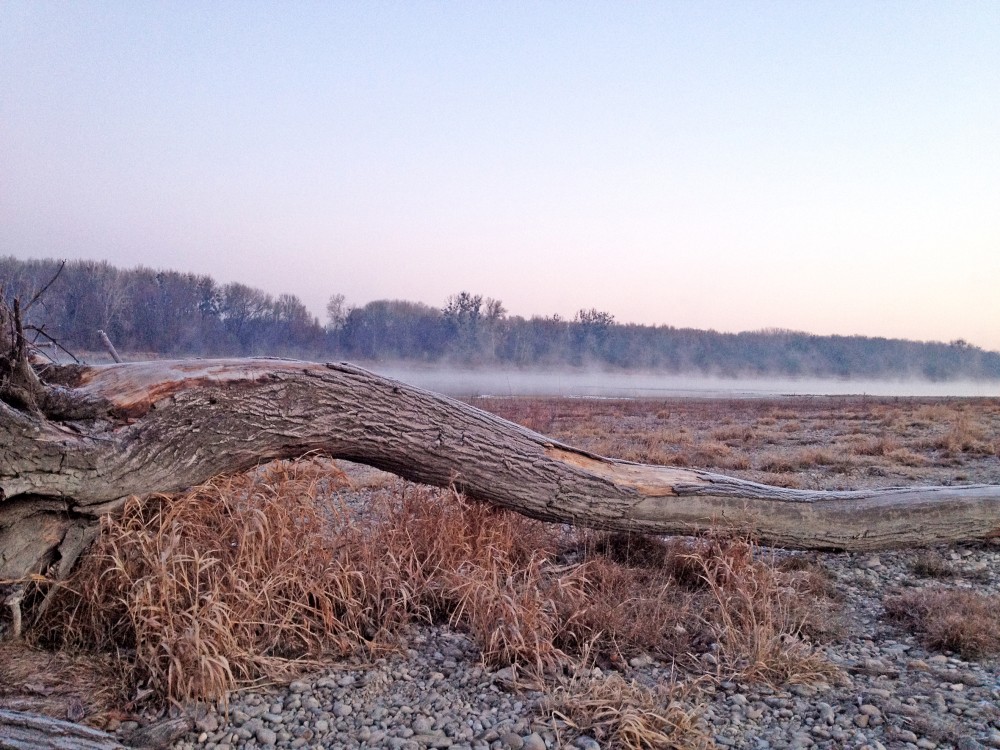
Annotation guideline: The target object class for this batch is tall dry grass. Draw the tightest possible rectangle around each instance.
[37,461,378,705]
[36,459,841,718]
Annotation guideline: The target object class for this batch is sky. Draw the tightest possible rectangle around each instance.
[2,2,999,350]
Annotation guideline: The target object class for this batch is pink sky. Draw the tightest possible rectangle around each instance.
[3,2,998,350]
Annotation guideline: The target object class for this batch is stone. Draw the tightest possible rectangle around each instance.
[255,726,277,746]
[789,684,816,698]
[494,667,517,687]
[413,716,435,733]
[194,713,219,733]
[413,734,453,748]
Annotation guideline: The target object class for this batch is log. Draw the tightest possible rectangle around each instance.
[2,357,1000,591]
[0,708,190,750]
[0,708,125,750]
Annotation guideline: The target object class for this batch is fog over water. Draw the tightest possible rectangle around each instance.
[369,365,1000,400]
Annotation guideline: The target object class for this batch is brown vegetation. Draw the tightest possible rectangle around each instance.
[8,394,1000,746]
[36,461,367,706]
[471,395,1000,489]
[542,673,711,749]
[884,589,1000,659]
[28,462,836,720]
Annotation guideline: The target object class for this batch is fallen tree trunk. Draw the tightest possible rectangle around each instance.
[2,358,1000,589]
[0,708,190,750]
[0,708,125,750]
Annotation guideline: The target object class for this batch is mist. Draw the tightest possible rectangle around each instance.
[369,364,1000,400]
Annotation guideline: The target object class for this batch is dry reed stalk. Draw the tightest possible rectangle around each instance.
[682,538,841,685]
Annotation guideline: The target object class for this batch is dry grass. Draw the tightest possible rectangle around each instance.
[38,462,569,704]
[884,588,1000,659]
[910,552,956,579]
[560,533,839,685]
[33,457,841,712]
[472,395,1000,488]
[852,436,901,457]
[354,483,574,673]
[543,673,711,750]
[37,461,375,706]
[925,416,995,456]
[675,538,839,685]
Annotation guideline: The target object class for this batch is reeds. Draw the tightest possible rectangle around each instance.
[37,461,372,705]
[474,395,1000,485]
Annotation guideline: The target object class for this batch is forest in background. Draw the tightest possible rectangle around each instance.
[3,255,999,381]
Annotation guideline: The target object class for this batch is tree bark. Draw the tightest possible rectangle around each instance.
[2,358,1000,589]
[0,709,125,749]
[0,708,189,749]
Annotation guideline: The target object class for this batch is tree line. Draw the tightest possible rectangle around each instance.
[3,256,999,381]
[2,257,325,356]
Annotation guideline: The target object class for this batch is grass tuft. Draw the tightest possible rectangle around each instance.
[37,460,370,705]
[884,588,1000,659]
[543,673,712,750]
[910,553,955,579]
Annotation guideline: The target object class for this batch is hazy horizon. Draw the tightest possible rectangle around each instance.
[3,3,998,349]
[368,363,1000,399]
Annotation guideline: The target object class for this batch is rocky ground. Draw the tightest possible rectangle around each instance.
[161,479,1000,750]
[5,396,998,750]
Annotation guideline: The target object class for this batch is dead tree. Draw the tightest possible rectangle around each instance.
[3,362,1000,583]
[2,298,1000,596]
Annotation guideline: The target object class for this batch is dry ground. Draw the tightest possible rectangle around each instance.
[2,395,999,748]
[470,396,1000,489]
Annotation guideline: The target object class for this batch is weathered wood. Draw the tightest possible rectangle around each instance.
[0,709,125,750]
[0,708,190,750]
[2,358,1000,589]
